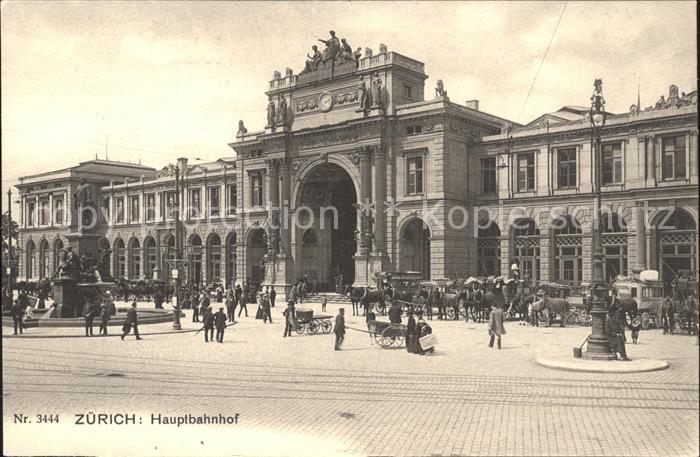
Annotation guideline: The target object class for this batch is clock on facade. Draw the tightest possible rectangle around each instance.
[319,92,334,112]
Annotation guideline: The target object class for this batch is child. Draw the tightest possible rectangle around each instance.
[630,316,642,344]
[321,296,328,312]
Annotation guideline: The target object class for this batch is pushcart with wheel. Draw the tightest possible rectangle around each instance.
[293,308,333,335]
[367,320,406,348]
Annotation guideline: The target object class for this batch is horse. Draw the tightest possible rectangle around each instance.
[442,289,468,320]
[347,286,384,315]
[531,296,571,327]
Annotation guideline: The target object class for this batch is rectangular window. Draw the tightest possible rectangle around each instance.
[403,85,413,99]
[115,197,125,224]
[54,197,64,225]
[227,184,237,216]
[27,201,36,227]
[251,175,263,207]
[165,191,176,220]
[406,157,424,195]
[602,143,622,185]
[145,194,156,222]
[480,158,497,194]
[557,148,577,188]
[209,186,220,217]
[189,189,201,219]
[129,195,140,223]
[39,199,49,225]
[517,153,535,192]
[662,135,686,180]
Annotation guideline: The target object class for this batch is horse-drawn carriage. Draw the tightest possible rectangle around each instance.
[292,308,333,335]
[367,320,406,348]
[613,271,664,330]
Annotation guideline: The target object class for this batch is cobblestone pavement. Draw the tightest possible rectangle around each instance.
[3,296,699,456]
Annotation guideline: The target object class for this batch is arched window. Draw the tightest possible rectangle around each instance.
[128,238,141,280]
[144,237,157,279]
[600,212,628,281]
[553,215,582,286]
[511,218,540,281]
[39,239,50,279]
[399,218,431,279]
[188,234,203,285]
[26,240,36,279]
[225,232,237,287]
[53,238,64,276]
[302,229,318,245]
[207,234,222,284]
[478,222,500,276]
[114,238,126,279]
[657,208,697,293]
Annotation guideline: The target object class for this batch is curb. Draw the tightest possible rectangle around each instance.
[2,328,200,340]
[535,356,670,373]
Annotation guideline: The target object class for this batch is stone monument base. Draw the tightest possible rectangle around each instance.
[51,277,80,318]
[353,254,384,288]
[262,253,294,302]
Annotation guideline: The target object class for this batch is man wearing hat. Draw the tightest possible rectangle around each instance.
[214,306,227,343]
[406,309,417,354]
[605,307,630,361]
[99,300,111,336]
[283,300,296,337]
[334,308,346,350]
[487,303,506,349]
[202,305,215,342]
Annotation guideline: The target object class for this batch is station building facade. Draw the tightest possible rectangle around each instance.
[14,43,698,296]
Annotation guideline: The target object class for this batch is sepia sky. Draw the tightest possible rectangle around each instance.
[1,1,697,210]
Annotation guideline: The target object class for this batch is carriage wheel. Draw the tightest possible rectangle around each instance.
[294,322,305,334]
[374,333,389,347]
[308,321,319,334]
[321,320,333,334]
[641,312,650,330]
[446,306,456,320]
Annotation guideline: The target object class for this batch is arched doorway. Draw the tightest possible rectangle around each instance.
[655,208,697,293]
[247,228,267,287]
[399,218,431,279]
[225,232,237,287]
[26,240,36,279]
[295,162,357,286]
[143,237,157,280]
[39,239,50,279]
[511,218,540,282]
[478,221,501,276]
[187,234,203,286]
[207,233,222,285]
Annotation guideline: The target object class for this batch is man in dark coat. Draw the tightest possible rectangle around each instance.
[283,301,295,337]
[214,307,227,343]
[261,293,273,323]
[202,306,215,342]
[488,304,506,349]
[83,300,96,337]
[121,302,141,340]
[153,289,164,309]
[270,286,277,308]
[406,310,417,354]
[191,291,200,322]
[10,300,24,335]
[235,284,243,306]
[238,288,249,317]
[388,302,402,324]
[606,309,630,360]
[99,302,110,335]
[226,287,236,323]
[662,297,674,335]
[334,308,346,350]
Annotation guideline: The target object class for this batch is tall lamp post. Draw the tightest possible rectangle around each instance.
[583,78,614,360]
[166,163,183,330]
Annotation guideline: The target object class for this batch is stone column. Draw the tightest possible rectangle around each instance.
[265,159,280,252]
[635,201,647,272]
[372,145,386,256]
[279,158,292,254]
[49,193,54,227]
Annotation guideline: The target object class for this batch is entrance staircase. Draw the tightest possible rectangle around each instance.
[291,292,352,305]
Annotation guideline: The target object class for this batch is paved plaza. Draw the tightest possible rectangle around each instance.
[3,295,699,457]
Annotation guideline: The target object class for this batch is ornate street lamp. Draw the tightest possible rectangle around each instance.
[164,163,183,330]
[583,78,614,360]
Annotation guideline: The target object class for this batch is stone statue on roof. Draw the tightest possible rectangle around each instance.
[435,80,447,97]
[319,30,340,63]
[266,99,276,129]
[277,96,288,126]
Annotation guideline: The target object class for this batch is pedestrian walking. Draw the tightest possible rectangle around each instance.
[334,308,346,350]
[226,287,236,323]
[270,286,277,308]
[192,291,200,322]
[321,296,328,312]
[261,293,273,323]
[99,302,110,335]
[154,288,164,309]
[283,301,295,337]
[366,305,376,344]
[214,307,227,343]
[389,301,402,324]
[10,300,24,335]
[83,299,96,337]
[238,289,249,317]
[216,285,224,303]
[202,306,215,342]
[487,303,506,349]
[662,297,674,335]
[121,302,141,340]
[630,316,641,344]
